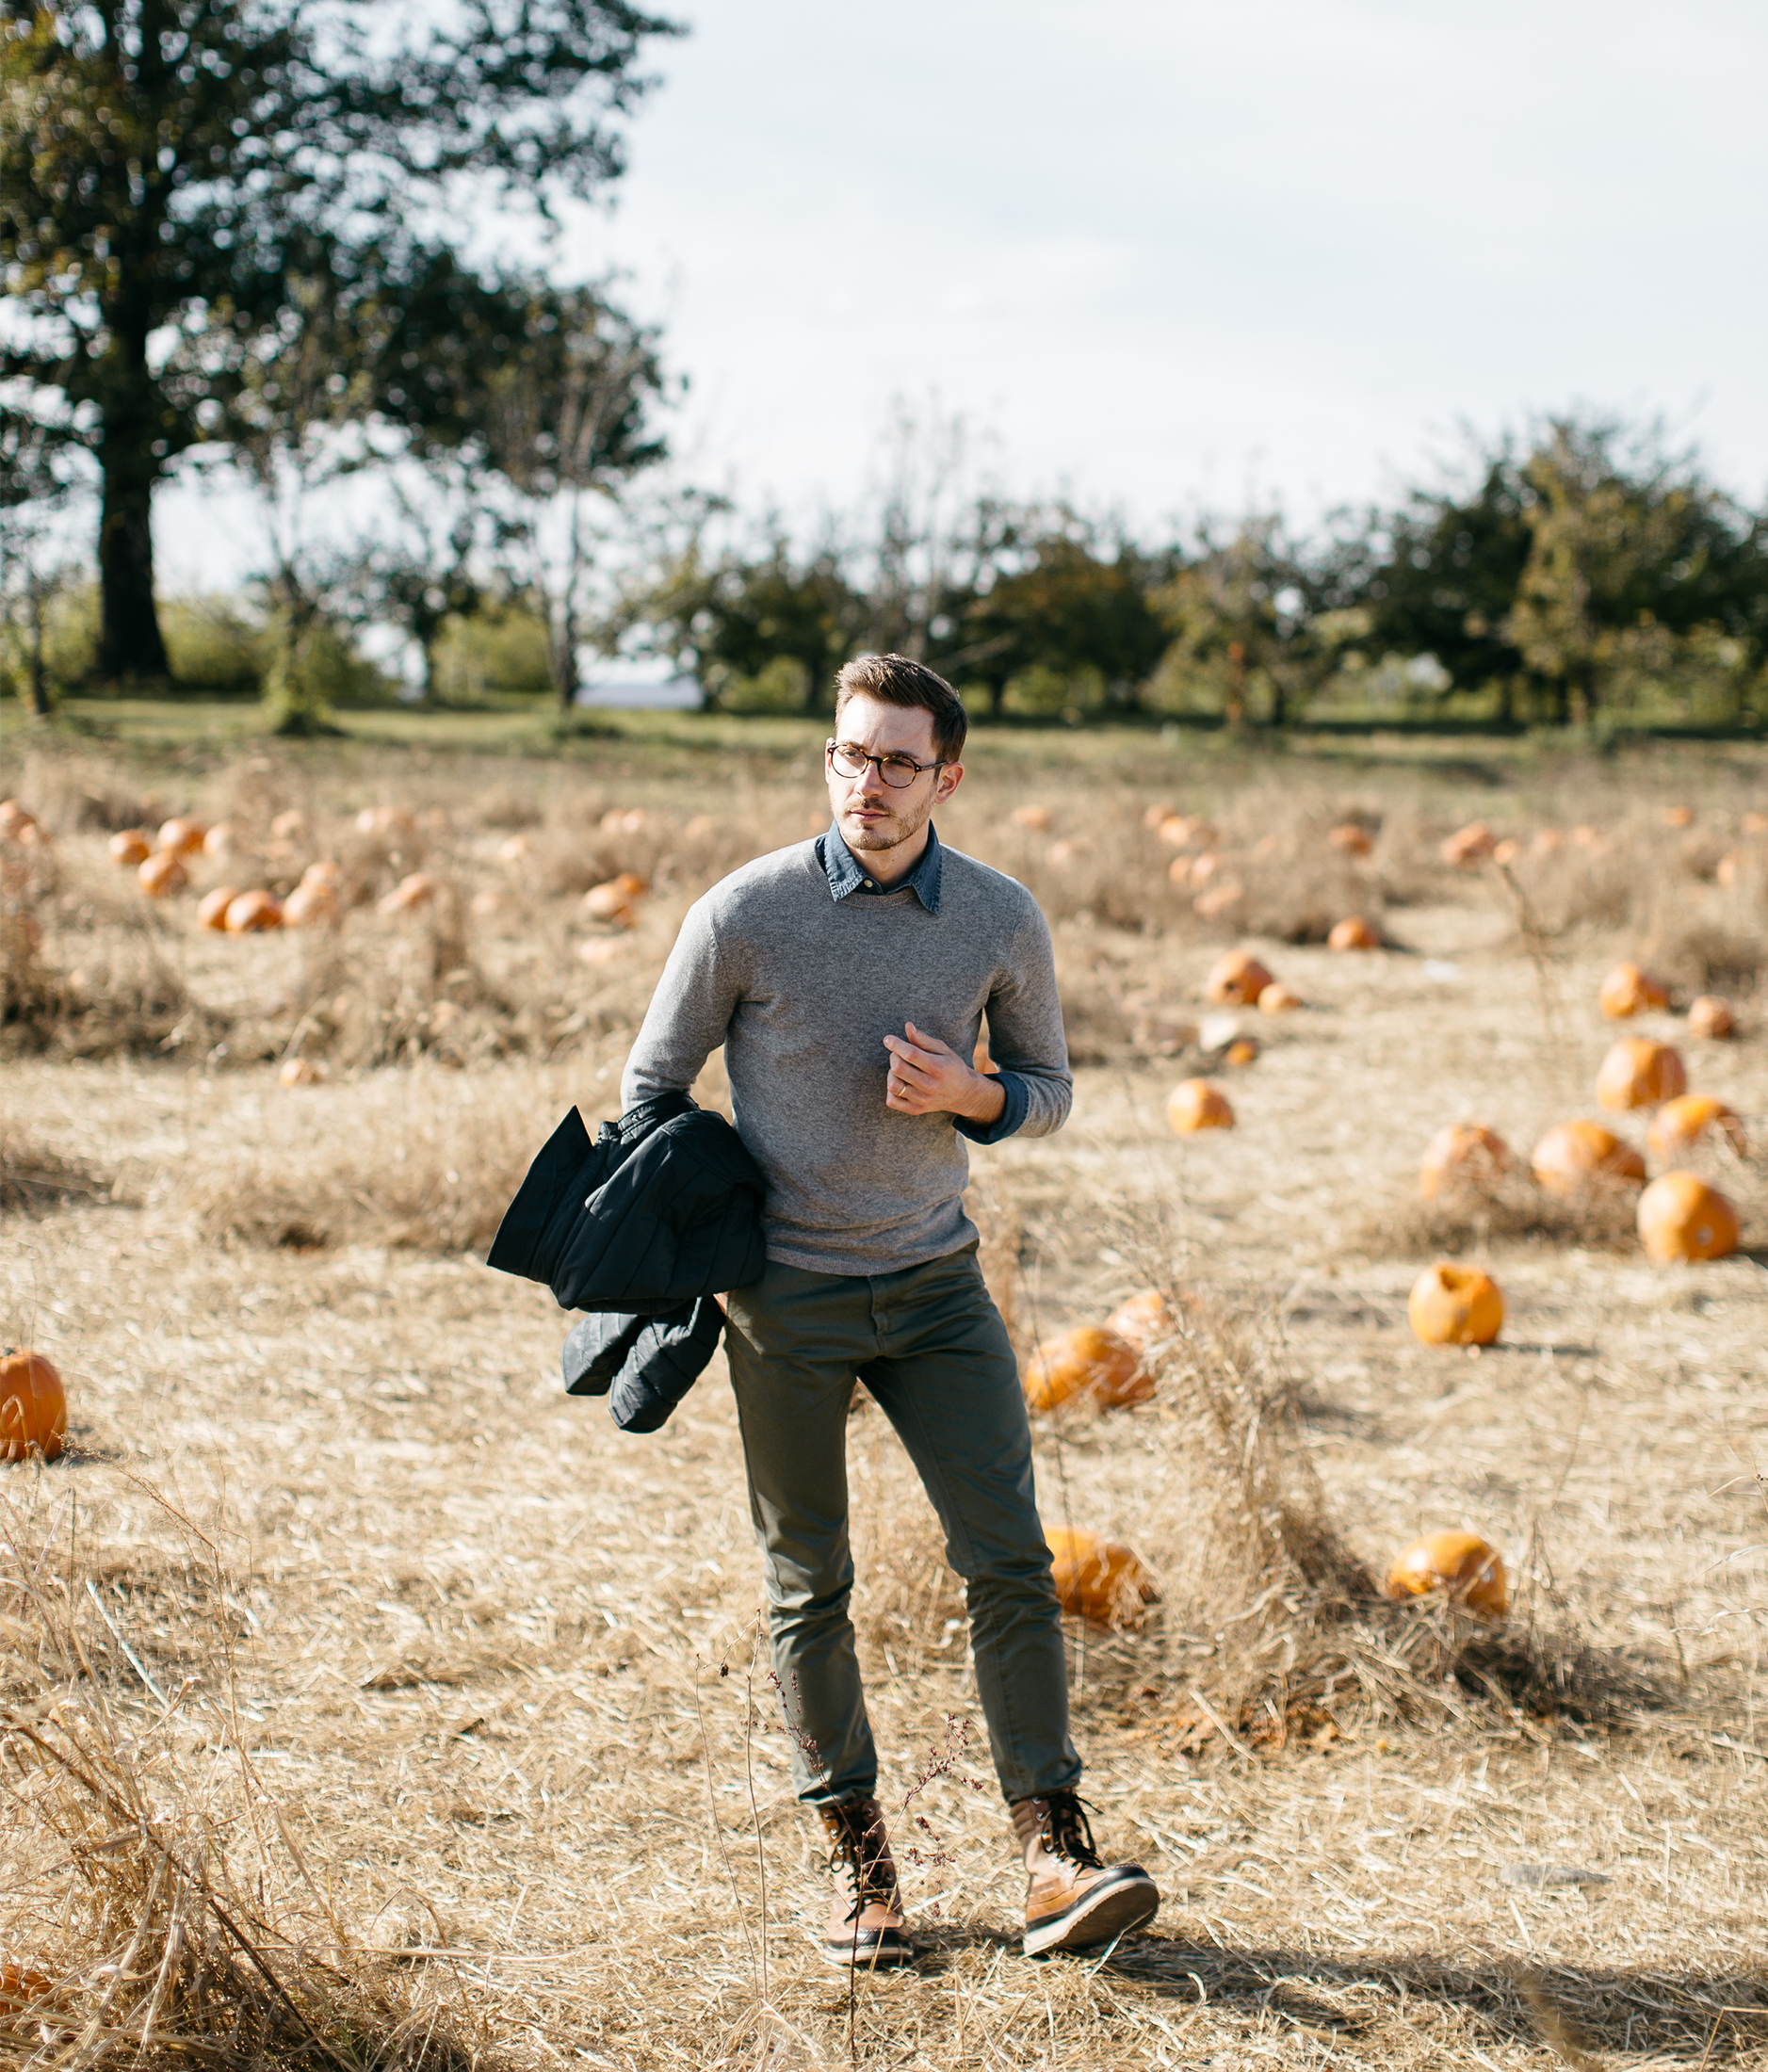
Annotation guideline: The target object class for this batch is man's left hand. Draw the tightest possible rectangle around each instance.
[884,1022,1006,1124]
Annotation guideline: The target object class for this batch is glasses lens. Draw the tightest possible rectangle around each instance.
[830,744,925,786]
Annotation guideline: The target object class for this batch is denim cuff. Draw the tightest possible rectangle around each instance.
[954,1069,1030,1145]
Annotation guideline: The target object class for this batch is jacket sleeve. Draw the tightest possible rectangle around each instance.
[972,900,1072,1140]
[621,894,745,1109]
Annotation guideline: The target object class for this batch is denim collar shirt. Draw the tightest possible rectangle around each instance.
[816,820,944,914]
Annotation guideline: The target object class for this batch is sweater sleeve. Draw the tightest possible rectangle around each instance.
[621,895,745,1109]
[974,901,1073,1140]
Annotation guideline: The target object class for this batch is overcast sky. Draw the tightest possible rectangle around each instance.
[160,0,1768,581]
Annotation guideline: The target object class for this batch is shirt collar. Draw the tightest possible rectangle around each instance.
[817,821,943,915]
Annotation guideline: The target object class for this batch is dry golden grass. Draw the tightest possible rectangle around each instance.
[2,727,1768,2067]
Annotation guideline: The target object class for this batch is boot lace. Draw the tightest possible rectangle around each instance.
[826,1800,895,1908]
[1040,1790,1105,1870]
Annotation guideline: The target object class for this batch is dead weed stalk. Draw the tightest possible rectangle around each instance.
[0,1486,492,2072]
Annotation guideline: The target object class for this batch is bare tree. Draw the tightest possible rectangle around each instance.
[481,289,666,709]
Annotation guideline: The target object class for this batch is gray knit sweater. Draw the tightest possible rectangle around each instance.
[622,830,1072,1274]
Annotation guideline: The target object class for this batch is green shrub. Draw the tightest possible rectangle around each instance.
[432,603,555,702]
[162,593,268,695]
[713,656,809,713]
[262,616,396,732]
[1000,662,1105,720]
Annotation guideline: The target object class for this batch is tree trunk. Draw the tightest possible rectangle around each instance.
[25,573,51,719]
[95,445,170,683]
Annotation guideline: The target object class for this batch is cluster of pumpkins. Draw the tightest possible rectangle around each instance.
[1438,804,1765,872]
[1042,1521,1505,1632]
[0,799,50,848]
[1017,1285,1164,1627]
[0,1349,66,1463]
[110,809,436,927]
[1409,957,1747,1349]
[1162,950,1300,1134]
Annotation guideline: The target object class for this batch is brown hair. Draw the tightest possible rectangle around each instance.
[833,654,968,764]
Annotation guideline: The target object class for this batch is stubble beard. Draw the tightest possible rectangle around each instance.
[837,794,931,854]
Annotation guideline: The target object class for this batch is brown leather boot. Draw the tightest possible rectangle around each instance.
[1011,1789,1160,1956]
[818,1795,914,1968]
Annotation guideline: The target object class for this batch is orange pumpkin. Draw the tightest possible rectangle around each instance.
[1491,837,1521,866]
[1440,822,1495,866]
[1661,804,1694,829]
[1167,1078,1234,1133]
[1407,1264,1503,1346]
[1715,852,1741,887]
[138,850,187,897]
[1637,1173,1739,1263]
[0,1959,57,2013]
[1022,1327,1151,1414]
[1157,813,1197,847]
[1327,916,1379,951]
[1531,1120,1646,1194]
[1744,811,1768,837]
[156,817,207,856]
[1419,1123,1509,1200]
[1647,1094,1745,1160]
[1192,882,1242,918]
[610,870,649,899]
[1687,995,1735,1040]
[1010,803,1054,832]
[1596,1038,1686,1110]
[0,1350,66,1463]
[1142,801,1176,830]
[108,829,153,866]
[1224,1037,1258,1067]
[1257,981,1303,1013]
[1204,950,1274,1005]
[278,1057,318,1087]
[1045,1527,1159,1628]
[223,889,282,932]
[197,886,238,931]
[1531,828,1565,855]
[1327,822,1372,856]
[202,821,243,862]
[281,879,335,928]
[581,881,637,926]
[1105,1289,1176,1351]
[0,800,35,838]
[1598,962,1669,1018]
[357,805,415,836]
[271,808,308,839]
[379,871,435,915]
[1385,1530,1508,1618]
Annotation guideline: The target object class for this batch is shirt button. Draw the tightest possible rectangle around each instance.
[862,879,875,890]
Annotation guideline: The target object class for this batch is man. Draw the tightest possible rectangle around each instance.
[623,654,1159,1965]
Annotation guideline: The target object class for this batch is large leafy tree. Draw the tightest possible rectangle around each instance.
[947,521,1175,718]
[1340,418,1768,722]
[0,0,676,681]
[621,530,862,712]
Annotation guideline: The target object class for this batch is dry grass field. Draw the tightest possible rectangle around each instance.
[3,717,1768,2071]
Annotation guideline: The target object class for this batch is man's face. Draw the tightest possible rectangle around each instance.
[825,693,963,854]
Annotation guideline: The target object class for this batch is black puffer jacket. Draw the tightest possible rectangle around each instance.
[486,1092,766,1312]
[486,1093,766,1431]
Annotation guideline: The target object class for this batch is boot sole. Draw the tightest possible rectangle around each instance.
[819,1935,916,1969]
[1024,1872,1159,1957]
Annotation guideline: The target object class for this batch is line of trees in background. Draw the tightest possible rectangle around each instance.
[6,8,1768,737]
